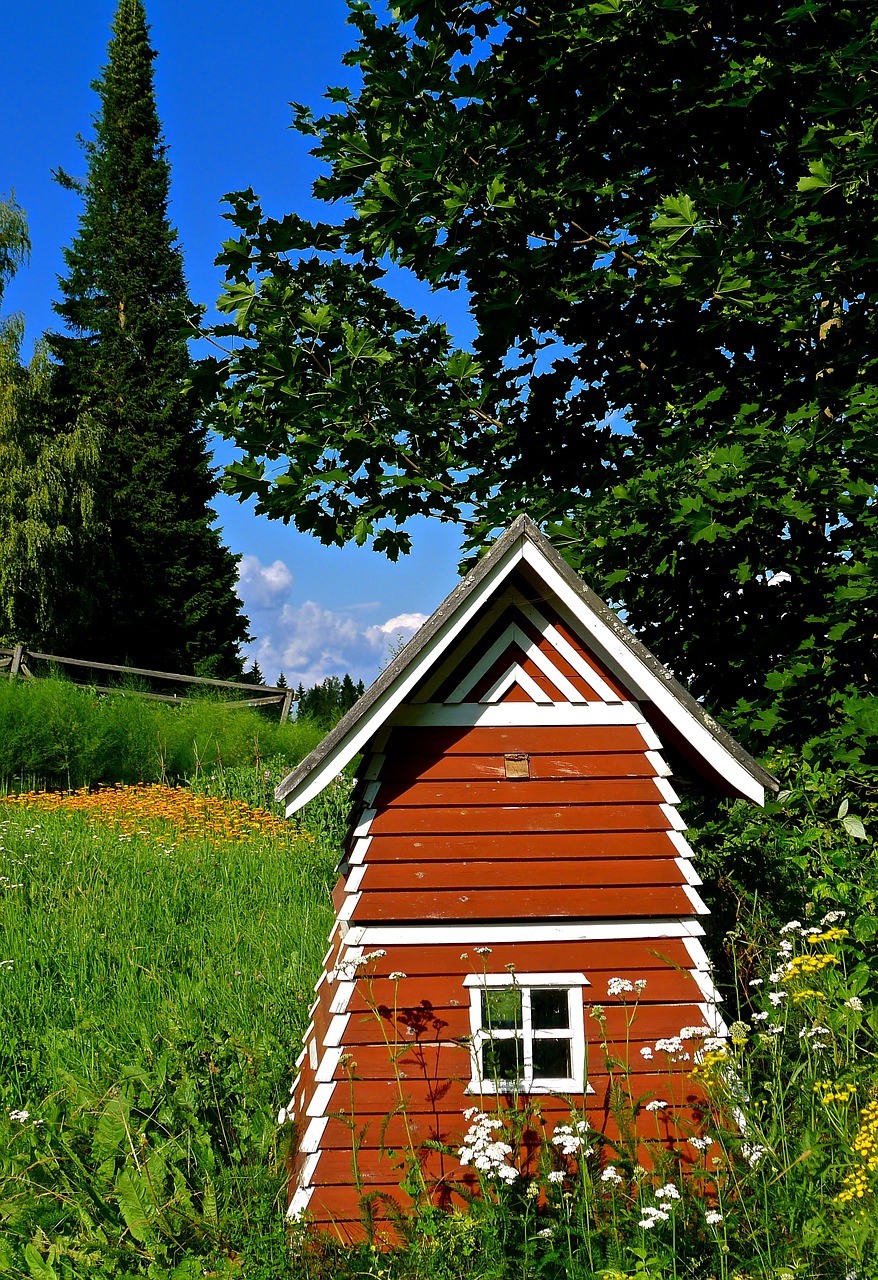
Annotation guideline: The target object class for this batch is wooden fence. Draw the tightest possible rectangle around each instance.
[0,644,295,721]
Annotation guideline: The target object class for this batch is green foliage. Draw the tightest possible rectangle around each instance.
[50,0,248,674]
[0,191,29,306]
[201,0,878,747]
[0,317,102,649]
[0,676,324,791]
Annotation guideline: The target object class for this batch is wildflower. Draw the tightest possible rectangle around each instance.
[752,1011,769,1022]
[526,1181,540,1200]
[474,946,492,956]
[552,1125,583,1156]
[458,1109,518,1183]
[548,1170,565,1184]
[703,1036,726,1052]
[9,1109,29,1122]
[536,1226,554,1238]
[638,1205,669,1228]
[600,1165,623,1186]
[844,996,864,1012]
[821,910,846,925]
[748,978,763,987]
[645,1099,668,1111]
[388,971,407,980]
[779,920,804,934]
[607,977,634,996]
[640,1046,654,1060]
[655,1183,680,1201]
[765,1024,783,1036]
[679,1025,712,1040]
[654,1036,690,1062]
[768,991,787,1006]
[635,979,648,992]
[363,949,387,962]
[705,1210,723,1225]
[742,1143,767,1167]
[689,1135,714,1152]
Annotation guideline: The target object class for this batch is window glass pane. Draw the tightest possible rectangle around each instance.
[483,987,522,1031]
[533,1038,572,1079]
[532,988,570,1030]
[482,1037,523,1081]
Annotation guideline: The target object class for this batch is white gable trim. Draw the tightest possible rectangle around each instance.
[283,538,528,814]
[390,702,645,728]
[504,585,621,702]
[520,541,766,804]
[481,661,554,705]
[446,621,585,704]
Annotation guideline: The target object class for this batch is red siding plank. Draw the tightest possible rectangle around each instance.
[364,831,678,861]
[355,857,686,892]
[338,938,697,977]
[368,804,672,835]
[350,885,693,921]
[385,725,651,756]
[377,752,658,782]
[376,778,663,807]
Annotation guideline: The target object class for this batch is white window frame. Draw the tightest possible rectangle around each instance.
[464,972,592,1095]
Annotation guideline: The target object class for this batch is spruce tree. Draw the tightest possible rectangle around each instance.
[52,0,248,675]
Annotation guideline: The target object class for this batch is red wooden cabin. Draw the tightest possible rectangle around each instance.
[275,516,776,1240]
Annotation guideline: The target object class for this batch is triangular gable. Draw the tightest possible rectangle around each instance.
[276,516,777,812]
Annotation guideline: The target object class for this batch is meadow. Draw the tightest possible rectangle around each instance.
[1,681,877,1279]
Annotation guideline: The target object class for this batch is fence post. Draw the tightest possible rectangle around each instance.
[280,690,293,723]
[10,644,25,678]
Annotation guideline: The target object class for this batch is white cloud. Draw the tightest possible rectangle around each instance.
[236,557,430,688]
[237,555,294,609]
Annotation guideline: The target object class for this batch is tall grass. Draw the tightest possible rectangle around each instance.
[0,790,339,1278]
[0,675,324,791]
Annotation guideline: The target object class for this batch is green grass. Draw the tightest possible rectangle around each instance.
[0,794,338,1279]
[0,675,325,791]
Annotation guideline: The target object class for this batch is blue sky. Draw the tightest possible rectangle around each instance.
[1,1,471,686]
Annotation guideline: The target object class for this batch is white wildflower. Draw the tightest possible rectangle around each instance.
[548,1170,565,1184]
[638,1205,670,1227]
[363,949,387,961]
[768,991,787,1006]
[779,920,803,935]
[748,978,763,987]
[752,1011,769,1022]
[743,1143,767,1167]
[821,910,846,925]
[536,1226,554,1238]
[679,1025,712,1041]
[655,1183,680,1201]
[689,1135,714,1152]
[552,1124,582,1156]
[703,1036,726,1052]
[600,1165,623,1186]
[765,1024,784,1036]
[645,1099,668,1112]
[607,977,634,996]
[388,971,407,980]
[635,978,648,992]
[9,1109,29,1123]
[844,996,864,1012]
[705,1210,723,1225]
[640,1046,654,1060]
[474,946,492,956]
[458,1110,517,1182]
